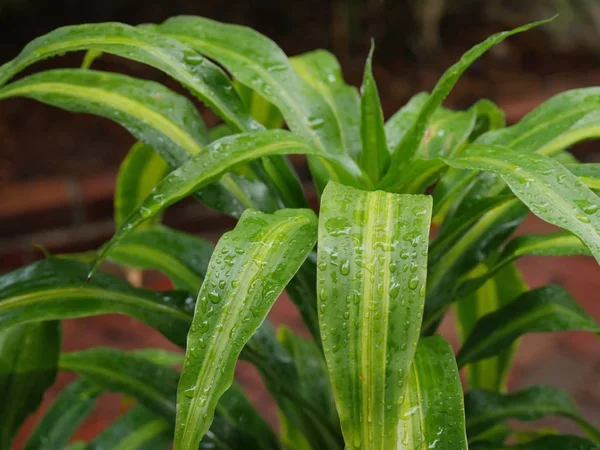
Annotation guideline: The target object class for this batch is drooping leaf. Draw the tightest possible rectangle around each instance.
[379,18,552,185]
[358,44,388,183]
[131,348,184,367]
[471,435,600,450]
[444,144,600,263]
[398,336,468,450]
[93,130,327,270]
[0,258,195,347]
[60,348,180,421]
[88,406,172,450]
[60,348,274,449]
[465,386,600,442]
[115,143,171,228]
[0,321,61,449]
[157,15,365,190]
[108,224,214,292]
[457,285,600,367]
[290,49,361,160]
[457,231,590,299]
[234,79,284,129]
[0,22,259,132]
[23,379,101,450]
[175,208,317,450]
[434,88,600,223]
[0,69,208,167]
[318,182,432,449]
[455,263,527,392]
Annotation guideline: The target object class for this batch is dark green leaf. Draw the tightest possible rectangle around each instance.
[23,379,101,450]
[465,386,600,442]
[471,435,600,450]
[0,322,61,449]
[0,258,194,347]
[457,285,600,367]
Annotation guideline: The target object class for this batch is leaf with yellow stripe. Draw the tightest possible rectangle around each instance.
[0,22,257,132]
[317,182,432,449]
[93,130,328,271]
[175,208,317,450]
[0,69,208,167]
[398,336,468,450]
[455,263,527,391]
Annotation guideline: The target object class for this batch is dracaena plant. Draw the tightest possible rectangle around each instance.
[0,14,599,450]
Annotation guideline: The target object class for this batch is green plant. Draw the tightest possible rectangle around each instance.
[0,14,599,450]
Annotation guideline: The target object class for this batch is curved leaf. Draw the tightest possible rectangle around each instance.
[379,18,552,186]
[0,69,208,168]
[444,144,600,263]
[0,321,61,449]
[290,49,361,160]
[94,130,326,270]
[457,285,600,367]
[318,182,432,449]
[175,208,317,450]
[465,386,600,442]
[157,15,365,189]
[0,22,258,132]
[108,224,214,292]
[358,44,388,183]
[455,263,527,392]
[398,336,468,450]
[457,232,590,299]
[115,143,171,227]
[0,258,194,347]
[23,379,101,450]
[88,406,171,450]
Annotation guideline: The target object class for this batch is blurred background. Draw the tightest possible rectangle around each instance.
[1,0,599,446]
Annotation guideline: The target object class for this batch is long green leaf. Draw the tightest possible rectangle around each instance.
[455,263,527,392]
[457,231,590,299]
[108,224,214,292]
[457,285,600,367]
[157,15,365,190]
[0,22,258,132]
[318,182,432,449]
[0,258,194,347]
[465,386,600,442]
[175,208,317,450]
[115,143,171,227]
[23,379,101,450]
[0,69,208,167]
[60,348,180,421]
[358,44,388,183]
[434,88,600,222]
[0,321,61,450]
[94,130,326,270]
[88,406,171,450]
[290,50,361,160]
[471,435,600,450]
[444,144,600,263]
[379,18,552,186]
[398,336,468,450]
